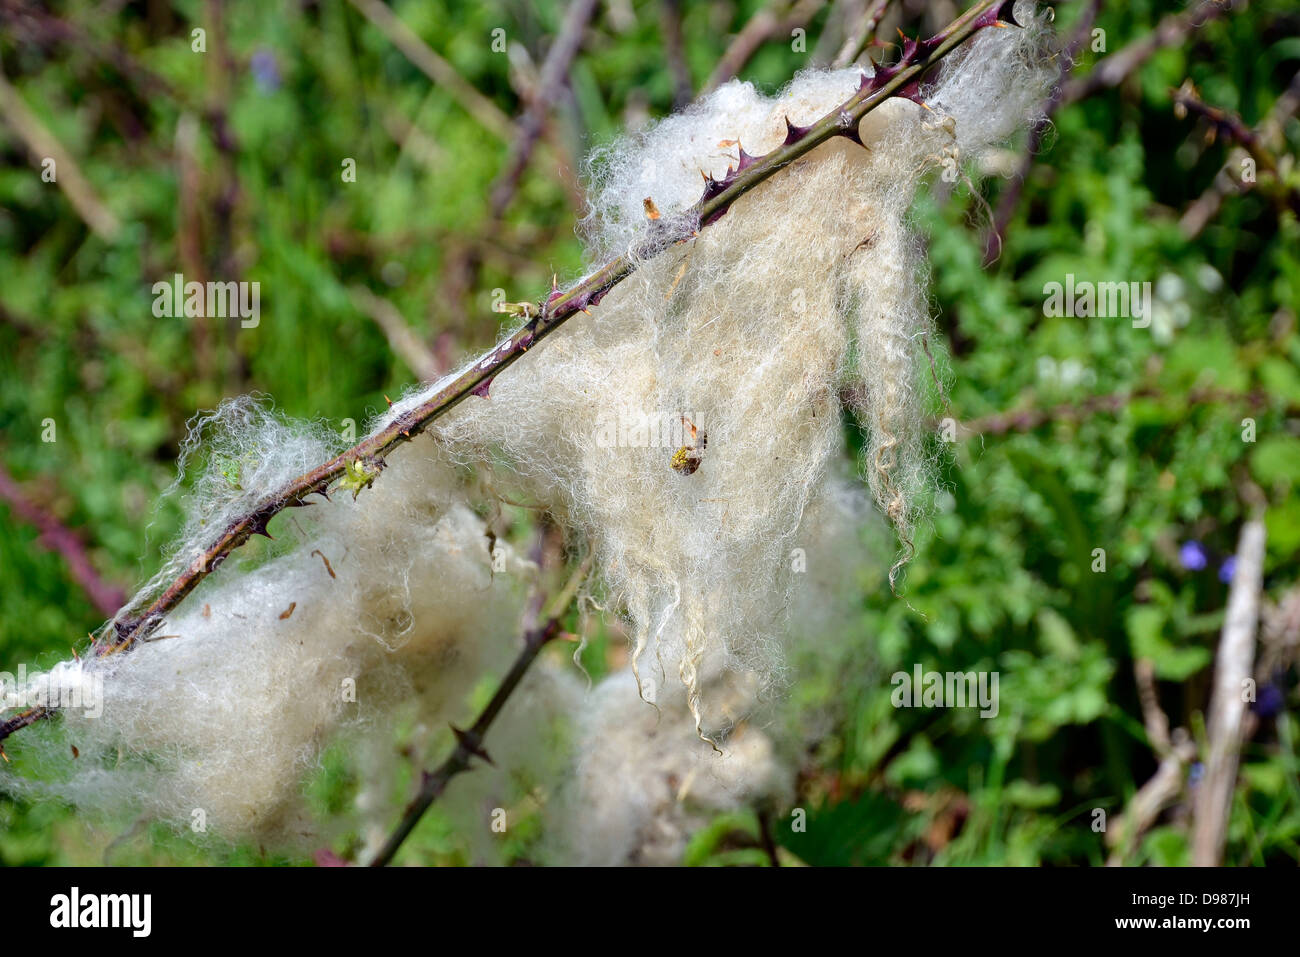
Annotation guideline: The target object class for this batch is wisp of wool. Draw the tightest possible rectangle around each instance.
[421,6,1052,740]
[10,401,531,844]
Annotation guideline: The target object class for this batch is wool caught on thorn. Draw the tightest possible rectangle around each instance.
[0,2,1054,854]
[432,4,1052,740]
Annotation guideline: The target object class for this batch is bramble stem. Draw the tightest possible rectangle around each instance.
[369,552,591,866]
[1,0,1019,747]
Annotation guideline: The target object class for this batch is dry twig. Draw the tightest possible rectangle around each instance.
[369,551,592,865]
[1192,518,1267,866]
[701,0,827,96]
[832,0,891,69]
[347,0,514,141]
[0,59,121,240]
[488,0,597,219]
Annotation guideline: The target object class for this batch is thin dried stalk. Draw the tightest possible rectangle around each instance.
[1192,518,1267,866]
[369,552,592,866]
[0,61,121,240]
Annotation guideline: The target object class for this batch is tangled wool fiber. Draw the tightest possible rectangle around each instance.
[15,400,530,842]
[533,480,875,866]
[549,668,792,866]
[4,7,1053,853]
[422,7,1052,740]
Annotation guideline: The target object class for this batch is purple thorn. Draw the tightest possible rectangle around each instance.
[835,123,864,147]
[897,81,926,104]
[471,376,494,399]
[699,175,729,204]
[873,61,900,85]
[916,33,944,60]
[974,0,1020,30]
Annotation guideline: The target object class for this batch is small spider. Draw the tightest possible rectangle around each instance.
[670,415,707,476]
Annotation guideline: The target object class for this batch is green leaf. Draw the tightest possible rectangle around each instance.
[1127,605,1212,681]
[1252,436,1300,489]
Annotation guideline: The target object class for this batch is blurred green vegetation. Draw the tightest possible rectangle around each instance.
[1,0,1298,865]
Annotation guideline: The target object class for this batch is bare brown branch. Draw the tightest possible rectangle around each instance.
[832,0,891,68]
[0,465,126,617]
[701,0,827,97]
[369,551,592,866]
[347,0,514,140]
[0,60,121,240]
[1061,0,1236,107]
[488,0,597,219]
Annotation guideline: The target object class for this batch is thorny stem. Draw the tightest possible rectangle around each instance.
[365,619,559,867]
[487,0,598,219]
[368,553,592,866]
[0,0,1022,747]
[1171,81,1300,220]
[832,0,892,69]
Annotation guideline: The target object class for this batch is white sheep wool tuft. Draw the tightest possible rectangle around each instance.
[14,399,532,844]
[533,479,878,867]
[428,6,1053,739]
[3,7,1053,858]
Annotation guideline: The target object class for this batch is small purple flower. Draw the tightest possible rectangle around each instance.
[1188,762,1205,787]
[1253,683,1285,719]
[251,49,280,93]
[1179,540,1208,571]
[1218,555,1237,584]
